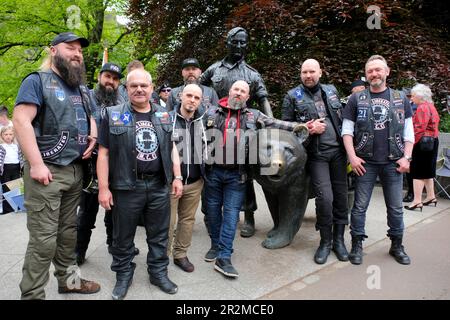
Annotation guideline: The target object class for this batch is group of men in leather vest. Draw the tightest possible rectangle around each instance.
[12,28,413,300]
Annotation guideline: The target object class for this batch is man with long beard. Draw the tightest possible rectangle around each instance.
[76,62,137,266]
[13,32,100,299]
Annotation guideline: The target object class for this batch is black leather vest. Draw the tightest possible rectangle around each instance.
[283,84,344,153]
[31,71,91,166]
[106,102,173,190]
[353,89,406,160]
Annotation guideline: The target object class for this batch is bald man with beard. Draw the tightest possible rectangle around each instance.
[282,59,349,265]
[204,80,305,278]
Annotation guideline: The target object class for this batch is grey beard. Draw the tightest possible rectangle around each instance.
[228,96,246,110]
[54,54,86,88]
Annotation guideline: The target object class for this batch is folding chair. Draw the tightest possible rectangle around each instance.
[435,147,450,200]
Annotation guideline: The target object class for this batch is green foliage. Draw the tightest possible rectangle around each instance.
[129,0,450,116]
[0,0,138,111]
[439,113,450,133]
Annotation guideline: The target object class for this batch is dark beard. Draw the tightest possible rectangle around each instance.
[53,53,86,88]
[95,84,119,107]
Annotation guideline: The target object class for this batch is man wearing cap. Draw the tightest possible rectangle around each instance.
[158,83,172,108]
[76,62,134,266]
[166,58,219,112]
[341,79,367,108]
[13,32,100,299]
[201,27,273,238]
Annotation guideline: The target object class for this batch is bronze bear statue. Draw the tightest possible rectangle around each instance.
[251,127,310,249]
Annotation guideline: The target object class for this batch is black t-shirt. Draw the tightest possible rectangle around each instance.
[99,110,162,174]
[15,73,89,156]
[343,88,412,163]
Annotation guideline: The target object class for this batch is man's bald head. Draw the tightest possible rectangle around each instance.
[301,59,322,88]
[230,80,250,94]
[183,83,202,96]
[180,84,202,115]
[127,68,152,84]
[228,80,250,110]
[126,69,153,109]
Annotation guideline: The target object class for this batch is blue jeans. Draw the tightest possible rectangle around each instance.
[205,167,246,259]
[350,162,404,237]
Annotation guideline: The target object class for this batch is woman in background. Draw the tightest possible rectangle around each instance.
[405,84,440,211]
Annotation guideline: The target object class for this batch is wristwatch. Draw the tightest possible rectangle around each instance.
[404,155,412,162]
[174,175,183,181]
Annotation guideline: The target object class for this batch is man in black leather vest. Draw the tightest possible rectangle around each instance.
[76,62,137,266]
[342,55,414,265]
[166,58,219,112]
[201,27,273,238]
[13,32,100,299]
[97,69,183,299]
[282,58,349,265]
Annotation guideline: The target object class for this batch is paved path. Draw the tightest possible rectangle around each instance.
[0,184,449,300]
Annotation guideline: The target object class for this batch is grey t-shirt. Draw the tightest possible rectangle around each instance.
[313,90,339,151]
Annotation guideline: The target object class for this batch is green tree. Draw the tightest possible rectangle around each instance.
[0,0,135,110]
[129,0,450,121]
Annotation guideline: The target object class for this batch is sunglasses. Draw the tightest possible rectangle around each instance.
[160,88,171,93]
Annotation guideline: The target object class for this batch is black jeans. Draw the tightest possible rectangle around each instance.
[76,191,113,254]
[308,149,348,230]
[110,177,170,277]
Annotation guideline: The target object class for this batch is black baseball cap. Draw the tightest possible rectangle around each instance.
[181,58,200,69]
[100,63,123,79]
[350,79,366,90]
[51,32,89,48]
[158,83,171,93]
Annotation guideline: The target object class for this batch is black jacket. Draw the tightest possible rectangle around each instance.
[170,103,208,184]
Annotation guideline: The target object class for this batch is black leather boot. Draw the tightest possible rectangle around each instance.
[389,235,411,265]
[149,274,178,294]
[332,224,349,261]
[314,226,332,264]
[240,210,255,238]
[112,262,136,300]
[349,235,365,265]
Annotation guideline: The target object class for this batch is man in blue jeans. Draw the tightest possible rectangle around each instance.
[342,55,414,265]
[203,80,304,278]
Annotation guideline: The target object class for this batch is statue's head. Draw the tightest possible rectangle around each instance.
[252,129,308,188]
[226,27,248,61]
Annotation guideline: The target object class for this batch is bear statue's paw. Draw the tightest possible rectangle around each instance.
[262,232,292,249]
[266,227,278,238]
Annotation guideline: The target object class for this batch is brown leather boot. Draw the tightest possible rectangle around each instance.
[58,278,101,294]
